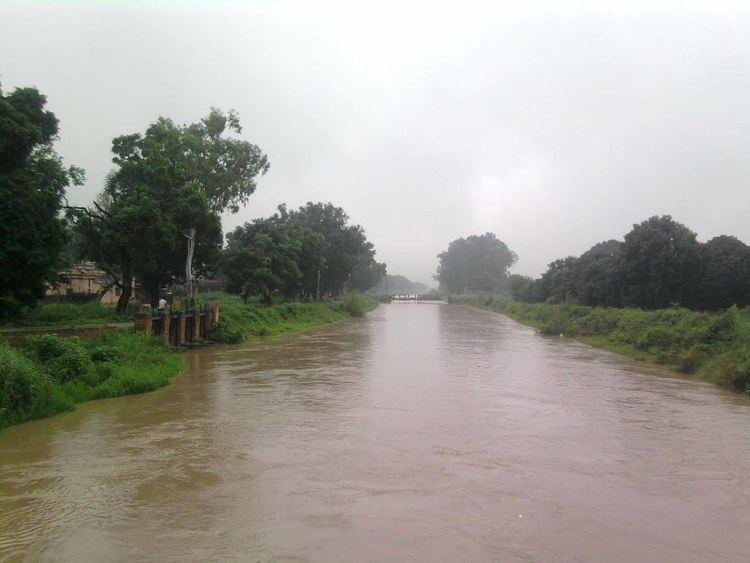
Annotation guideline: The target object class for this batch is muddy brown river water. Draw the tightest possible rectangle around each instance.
[0,303,748,561]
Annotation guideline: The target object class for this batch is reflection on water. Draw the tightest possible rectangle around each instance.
[0,303,748,561]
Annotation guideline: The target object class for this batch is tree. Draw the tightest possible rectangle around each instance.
[573,239,624,306]
[71,121,223,311]
[0,86,84,316]
[278,202,382,297]
[77,110,268,310]
[509,274,535,302]
[622,216,701,309]
[435,233,517,293]
[224,219,302,304]
[181,109,269,304]
[699,235,750,309]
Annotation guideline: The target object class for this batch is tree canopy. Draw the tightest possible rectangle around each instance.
[514,216,749,310]
[223,203,385,302]
[0,86,83,317]
[72,109,266,310]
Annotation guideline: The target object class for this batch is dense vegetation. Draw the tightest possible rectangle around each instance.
[68,109,269,311]
[435,233,517,293]
[0,85,84,318]
[458,296,750,393]
[203,293,378,344]
[0,330,184,429]
[223,203,384,304]
[510,216,750,310]
[2,302,127,327]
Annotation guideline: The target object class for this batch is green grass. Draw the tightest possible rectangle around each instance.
[3,302,128,328]
[0,330,185,430]
[455,296,750,393]
[197,292,379,344]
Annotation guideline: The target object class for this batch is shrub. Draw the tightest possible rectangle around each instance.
[88,345,121,363]
[45,347,93,383]
[208,319,243,343]
[0,344,74,427]
[703,306,739,343]
[0,345,39,413]
[679,344,711,374]
[25,333,73,362]
[342,293,370,317]
[702,347,750,392]
[24,334,94,383]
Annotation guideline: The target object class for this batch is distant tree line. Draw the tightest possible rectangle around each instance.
[0,83,384,317]
[510,216,750,310]
[223,203,385,304]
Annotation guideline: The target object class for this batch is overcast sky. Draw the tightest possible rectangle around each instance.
[2,1,749,285]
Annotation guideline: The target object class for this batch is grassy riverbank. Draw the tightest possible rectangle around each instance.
[0,294,377,430]
[202,293,378,343]
[0,330,185,430]
[456,296,750,393]
[2,302,127,328]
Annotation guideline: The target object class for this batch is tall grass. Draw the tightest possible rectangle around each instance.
[201,293,378,343]
[0,330,184,430]
[457,296,750,393]
[4,302,127,327]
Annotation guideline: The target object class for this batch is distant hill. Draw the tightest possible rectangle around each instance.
[369,274,432,295]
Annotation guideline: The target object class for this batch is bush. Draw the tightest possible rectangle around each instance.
[342,293,371,317]
[46,347,93,382]
[25,333,74,362]
[457,295,750,392]
[0,345,39,413]
[0,344,74,426]
[1,329,184,430]
[89,345,121,363]
[208,319,243,343]
[679,344,711,374]
[200,293,377,343]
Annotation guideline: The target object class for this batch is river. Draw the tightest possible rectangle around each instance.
[0,303,748,561]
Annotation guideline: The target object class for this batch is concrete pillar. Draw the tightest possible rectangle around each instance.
[161,313,171,345]
[134,313,152,334]
[177,312,187,345]
[191,310,200,342]
[207,302,219,326]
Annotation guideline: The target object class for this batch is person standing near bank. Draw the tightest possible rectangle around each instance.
[158,295,168,316]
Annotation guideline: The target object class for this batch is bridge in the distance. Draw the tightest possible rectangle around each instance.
[390,294,444,302]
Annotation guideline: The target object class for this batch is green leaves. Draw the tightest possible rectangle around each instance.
[0,86,82,316]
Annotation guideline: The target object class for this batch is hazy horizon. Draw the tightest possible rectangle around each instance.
[2,1,749,286]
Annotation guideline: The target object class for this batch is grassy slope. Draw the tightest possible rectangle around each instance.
[199,293,378,343]
[0,330,185,430]
[2,302,128,328]
[0,294,379,430]
[455,296,750,393]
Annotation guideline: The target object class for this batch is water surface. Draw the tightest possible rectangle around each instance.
[1,303,748,561]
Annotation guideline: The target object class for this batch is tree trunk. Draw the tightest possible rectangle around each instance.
[185,226,196,308]
[316,266,321,300]
[116,254,133,314]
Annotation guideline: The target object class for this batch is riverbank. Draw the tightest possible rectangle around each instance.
[203,293,379,343]
[455,296,750,393]
[1,302,128,327]
[0,295,379,430]
[0,330,185,430]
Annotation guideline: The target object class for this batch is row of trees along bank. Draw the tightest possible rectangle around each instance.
[434,217,749,311]
[509,216,750,310]
[0,84,384,318]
